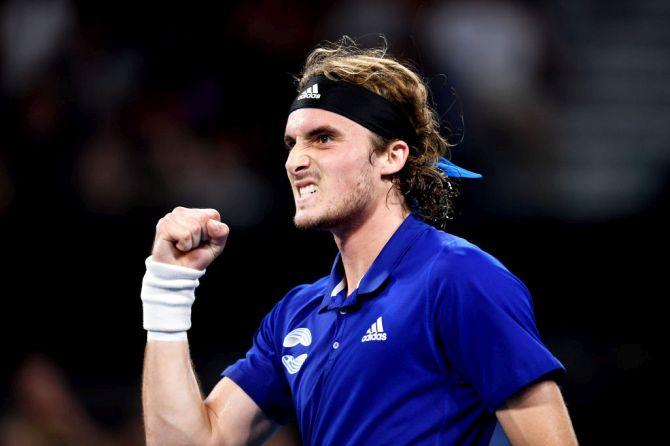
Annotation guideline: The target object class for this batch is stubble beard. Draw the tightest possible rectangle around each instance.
[293,169,375,232]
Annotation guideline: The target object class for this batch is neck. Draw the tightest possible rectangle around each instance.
[332,201,410,296]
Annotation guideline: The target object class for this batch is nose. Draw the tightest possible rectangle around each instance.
[285,147,310,176]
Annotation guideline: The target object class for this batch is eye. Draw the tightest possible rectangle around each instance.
[285,140,295,151]
[317,134,332,144]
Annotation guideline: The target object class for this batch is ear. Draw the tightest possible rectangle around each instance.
[379,140,409,176]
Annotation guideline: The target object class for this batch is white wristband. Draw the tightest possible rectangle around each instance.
[141,256,206,341]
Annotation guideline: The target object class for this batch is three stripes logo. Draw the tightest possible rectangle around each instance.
[281,327,312,375]
[297,83,320,100]
[361,316,387,342]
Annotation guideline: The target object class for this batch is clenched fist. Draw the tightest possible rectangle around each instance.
[152,207,229,271]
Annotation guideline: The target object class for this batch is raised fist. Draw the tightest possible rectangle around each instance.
[151,207,229,270]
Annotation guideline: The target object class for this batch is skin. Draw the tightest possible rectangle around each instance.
[496,380,579,446]
[283,108,410,294]
[141,107,578,445]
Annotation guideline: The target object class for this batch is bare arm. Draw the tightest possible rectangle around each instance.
[143,340,277,446]
[495,380,578,446]
[141,207,279,445]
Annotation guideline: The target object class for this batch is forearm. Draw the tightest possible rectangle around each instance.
[142,339,215,446]
[140,207,232,445]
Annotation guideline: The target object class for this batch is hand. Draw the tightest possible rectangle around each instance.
[151,207,229,270]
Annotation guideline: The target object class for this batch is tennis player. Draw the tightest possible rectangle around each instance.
[141,40,578,445]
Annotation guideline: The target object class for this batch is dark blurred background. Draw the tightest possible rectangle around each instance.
[0,0,665,444]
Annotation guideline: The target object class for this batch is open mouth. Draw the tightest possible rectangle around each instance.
[298,184,319,198]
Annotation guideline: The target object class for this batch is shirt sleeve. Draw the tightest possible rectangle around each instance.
[222,302,293,424]
[433,242,566,412]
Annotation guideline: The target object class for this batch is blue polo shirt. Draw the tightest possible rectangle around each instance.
[223,213,565,445]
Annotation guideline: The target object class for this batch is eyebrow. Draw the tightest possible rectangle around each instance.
[284,125,343,147]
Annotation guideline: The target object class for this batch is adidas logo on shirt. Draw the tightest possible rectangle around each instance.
[361,316,387,342]
[297,83,320,100]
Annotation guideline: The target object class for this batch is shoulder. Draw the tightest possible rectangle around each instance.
[425,228,512,277]
[264,274,331,326]
[420,228,530,301]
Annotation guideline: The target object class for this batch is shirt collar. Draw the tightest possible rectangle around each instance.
[318,212,429,312]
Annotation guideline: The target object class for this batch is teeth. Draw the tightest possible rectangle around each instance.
[298,184,318,197]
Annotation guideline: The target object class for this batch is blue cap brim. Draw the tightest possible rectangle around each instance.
[436,157,482,179]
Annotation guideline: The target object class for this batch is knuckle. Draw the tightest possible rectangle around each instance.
[183,217,201,233]
[178,226,192,240]
[177,233,190,246]
[195,207,220,222]
[156,218,171,235]
[171,213,194,229]
[187,210,205,224]
[192,210,209,224]
[207,208,221,220]
[165,216,181,231]
[166,226,184,241]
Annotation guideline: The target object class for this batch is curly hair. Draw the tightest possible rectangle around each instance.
[296,36,460,230]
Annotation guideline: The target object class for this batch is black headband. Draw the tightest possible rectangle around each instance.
[288,75,417,146]
[287,74,483,179]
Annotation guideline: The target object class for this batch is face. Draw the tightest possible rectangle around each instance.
[284,108,382,231]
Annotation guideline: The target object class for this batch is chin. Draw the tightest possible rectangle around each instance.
[293,203,364,232]
[293,209,333,231]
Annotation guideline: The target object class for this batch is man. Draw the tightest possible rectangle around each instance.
[141,40,578,445]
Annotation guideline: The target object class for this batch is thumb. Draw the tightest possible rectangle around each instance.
[207,219,230,248]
